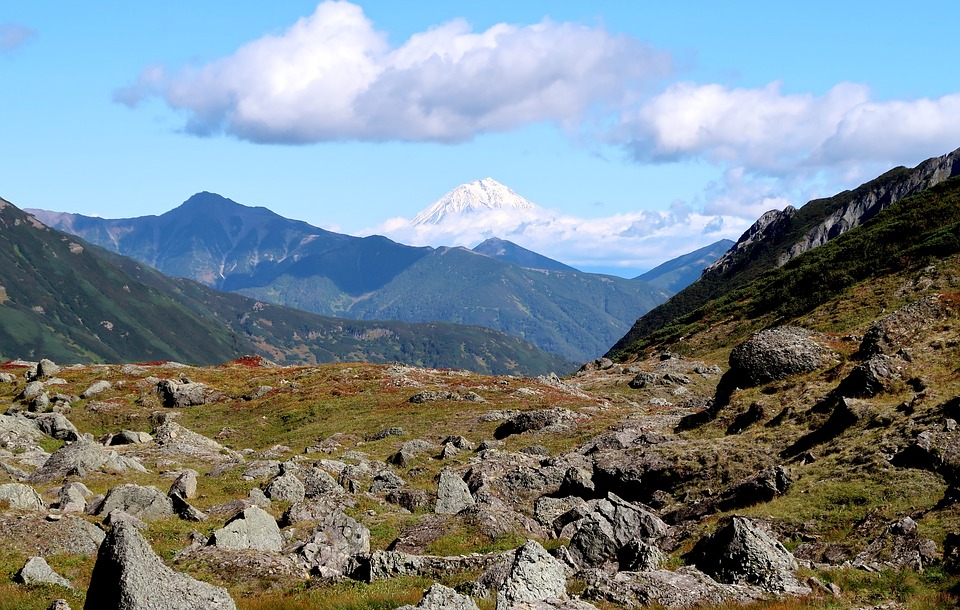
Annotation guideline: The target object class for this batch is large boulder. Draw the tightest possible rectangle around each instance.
[726,327,832,388]
[29,437,146,483]
[209,505,282,552]
[583,567,755,609]
[264,472,306,503]
[96,485,174,521]
[835,355,900,398]
[688,516,807,593]
[568,494,669,569]
[496,540,568,609]
[84,514,236,609]
[32,412,80,441]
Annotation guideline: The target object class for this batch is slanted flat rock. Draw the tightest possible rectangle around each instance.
[583,567,757,609]
[209,505,282,552]
[153,420,240,462]
[84,514,236,609]
[568,493,668,569]
[16,556,72,588]
[29,437,146,483]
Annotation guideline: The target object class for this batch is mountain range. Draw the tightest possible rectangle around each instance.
[32,187,728,363]
[0,195,573,374]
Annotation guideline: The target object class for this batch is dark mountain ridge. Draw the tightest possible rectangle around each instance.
[608,147,960,359]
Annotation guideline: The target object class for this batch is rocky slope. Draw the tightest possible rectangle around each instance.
[1,221,958,608]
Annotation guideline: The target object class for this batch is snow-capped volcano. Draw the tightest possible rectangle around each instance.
[412,178,541,225]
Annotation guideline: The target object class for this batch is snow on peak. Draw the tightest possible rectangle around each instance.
[412,178,540,225]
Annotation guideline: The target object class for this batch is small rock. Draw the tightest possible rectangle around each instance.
[15,556,72,588]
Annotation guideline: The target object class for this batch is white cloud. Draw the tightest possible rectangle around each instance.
[0,23,36,53]
[618,81,960,174]
[119,1,671,143]
[364,206,750,274]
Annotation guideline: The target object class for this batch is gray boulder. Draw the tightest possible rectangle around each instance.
[35,359,61,379]
[169,469,199,500]
[568,494,668,569]
[155,379,218,408]
[264,472,306,503]
[397,583,479,610]
[29,437,146,483]
[108,430,152,445]
[371,470,406,494]
[209,505,282,552]
[727,327,832,388]
[33,412,79,441]
[391,439,437,467]
[84,514,236,609]
[689,516,806,592]
[496,540,567,609]
[96,485,174,521]
[494,408,578,440]
[0,482,44,510]
[618,539,666,572]
[15,556,72,588]
[58,482,89,513]
[836,355,900,398]
[301,467,344,497]
[294,508,370,578]
[436,469,475,515]
[152,420,239,462]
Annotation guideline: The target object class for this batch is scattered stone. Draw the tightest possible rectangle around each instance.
[152,419,240,462]
[727,327,833,388]
[369,426,405,441]
[391,439,438,467]
[47,600,72,610]
[58,482,89,513]
[371,470,406,494]
[293,508,370,578]
[387,488,430,512]
[35,359,61,379]
[108,429,152,445]
[32,412,80,441]
[209,505,282,552]
[170,493,208,522]
[618,539,666,572]
[264,472,306,503]
[84,514,236,609]
[568,493,669,569]
[242,460,282,481]
[436,469,475,514]
[15,556,72,588]
[301,467,344,497]
[410,391,464,403]
[80,380,112,399]
[494,409,580,440]
[836,355,900,398]
[583,567,753,609]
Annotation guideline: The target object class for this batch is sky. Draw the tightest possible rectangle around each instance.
[3,2,960,276]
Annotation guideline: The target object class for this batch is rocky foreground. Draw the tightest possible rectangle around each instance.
[0,294,958,609]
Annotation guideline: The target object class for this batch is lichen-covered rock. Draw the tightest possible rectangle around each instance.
[397,583,479,610]
[80,380,112,399]
[209,505,282,552]
[391,439,438,467]
[568,494,668,569]
[84,514,236,609]
[583,567,757,609]
[96,485,174,521]
[293,508,369,578]
[618,539,666,572]
[29,437,146,483]
[835,355,900,398]
[0,482,44,510]
[858,295,951,357]
[689,516,807,593]
[435,468,475,515]
[169,469,199,500]
[264,472,306,503]
[155,379,219,408]
[496,540,567,609]
[494,409,580,440]
[152,420,240,462]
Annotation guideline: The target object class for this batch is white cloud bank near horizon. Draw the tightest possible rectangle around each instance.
[364,204,752,275]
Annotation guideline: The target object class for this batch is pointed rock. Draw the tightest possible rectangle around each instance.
[496,540,567,609]
[84,514,236,609]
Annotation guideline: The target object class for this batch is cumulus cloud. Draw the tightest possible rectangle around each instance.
[619,81,960,174]
[365,206,750,274]
[118,1,672,143]
[0,23,36,53]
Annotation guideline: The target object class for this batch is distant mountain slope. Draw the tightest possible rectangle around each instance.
[634,239,734,294]
[608,146,960,359]
[471,237,577,272]
[35,192,669,363]
[2,196,573,374]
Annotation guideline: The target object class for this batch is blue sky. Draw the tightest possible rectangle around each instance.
[3,2,959,275]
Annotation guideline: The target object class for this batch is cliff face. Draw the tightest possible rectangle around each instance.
[778,147,960,265]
